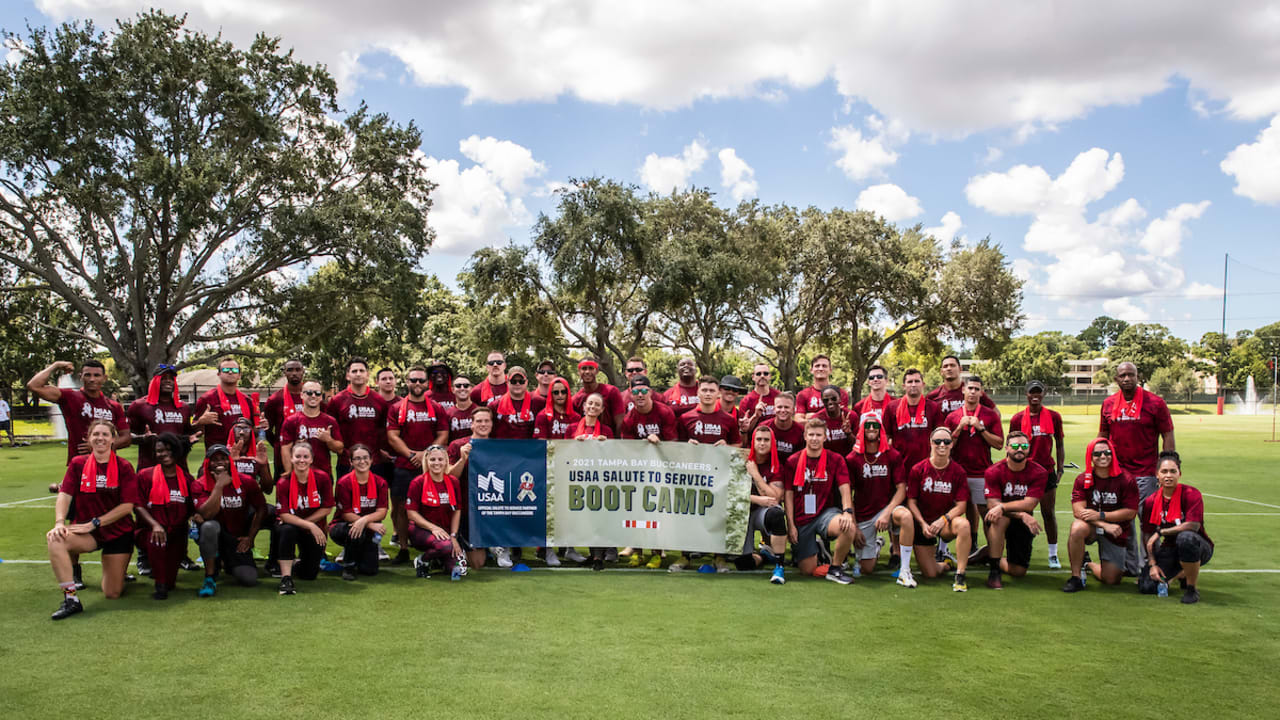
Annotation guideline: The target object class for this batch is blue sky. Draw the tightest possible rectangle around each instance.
[6,1,1279,343]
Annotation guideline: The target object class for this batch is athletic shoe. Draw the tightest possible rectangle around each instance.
[564,548,587,564]
[1181,587,1200,604]
[544,549,561,567]
[341,566,357,582]
[392,549,411,566]
[969,545,989,563]
[51,596,83,620]
[888,553,901,571]
[1062,576,1085,593]
[377,547,390,562]
[757,544,782,566]
[414,554,430,579]
[334,551,345,564]
[124,573,137,583]
[986,573,1003,590]
[942,556,957,572]
[152,584,169,600]
[492,547,513,569]
[278,576,296,595]
[627,553,644,568]
[952,573,968,592]
[451,564,463,581]
[266,561,282,578]
[179,556,201,572]
[618,546,636,557]
[715,557,731,573]
[645,554,663,570]
[1048,554,1061,570]
[390,532,400,548]
[592,557,605,572]
[770,565,786,585]
[72,564,86,591]
[896,567,917,588]
[136,557,152,577]
[318,559,341,572]
[939,544,957,567]
[825,565,854,585]
[1080,551,1091,587]
[875,536,886,554]
[668,561,687,573]
[605,547,618,562]
[198,577,217,598]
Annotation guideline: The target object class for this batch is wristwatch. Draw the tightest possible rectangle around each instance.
[91,517,101,529]
[842,508,854,515]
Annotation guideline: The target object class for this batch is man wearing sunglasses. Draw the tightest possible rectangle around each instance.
[280,381,344,479]
[127,364,195,470]
[470,351,509,405]
[386,365,449,564]
[489,366,546,439]
[446,376,476,442]
[572,358,625,433]
[944,375,1004,562]
[981,430,1048,589]
[846,417,914,585]
[906,427,973,591]
[265,359,307,476]
[194,357,265,453]
[1065,437,1138,591]
[619,374,679,569]
[426,361,458,411]
[739,363,781,433]
[325,357,389,479]
[620,357,669,413]
[1008,380,1065,568]
[853,365,894,427]
[533,360,558,399]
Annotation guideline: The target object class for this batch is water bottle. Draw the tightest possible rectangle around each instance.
[372,531,384,546]
[1157,581,1168,597]
[188,524,199,540]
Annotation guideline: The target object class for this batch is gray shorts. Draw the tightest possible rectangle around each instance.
[1085,531,1127,567]
[855,505,896,560]
[967,477,987,506]
[742,505,772,555]
[793,507,842,562]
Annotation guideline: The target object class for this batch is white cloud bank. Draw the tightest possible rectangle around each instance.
[424,135,546,255]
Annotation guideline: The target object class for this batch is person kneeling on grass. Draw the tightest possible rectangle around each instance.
[783,419,859,585]
[737,425,789,584]
[1063,437,1138,592]
[275,443,334,595]
[193,444,266,596]
[846,417,916,587]
[1141,451,1213,604]
[905,427,973,591]
[406,445,464,581]
[133,433,196,600]
[981,431,1047,590]
[46,419,138,620]
[331,443,389,582]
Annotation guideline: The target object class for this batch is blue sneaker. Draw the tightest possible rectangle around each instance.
[770,565,786,585]
[198,577,216,598]
[319,559,341,572]
[697,563,716,574]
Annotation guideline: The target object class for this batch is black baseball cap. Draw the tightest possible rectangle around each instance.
[205,444,231,459]
[1026,379,1046,393]
[630,374,651,388]
[720,375,746,392]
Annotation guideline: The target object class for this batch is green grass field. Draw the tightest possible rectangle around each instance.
[2,414,1278,719]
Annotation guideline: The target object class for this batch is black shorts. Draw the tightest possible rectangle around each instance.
[95,533,135,555]
[1044,471,1061,492]
[1004,519,1034,569]
[907,516,950,547]
[372,461,395,483]
[391,467,416,502]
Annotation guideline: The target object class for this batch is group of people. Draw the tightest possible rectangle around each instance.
[29,350,1214,620]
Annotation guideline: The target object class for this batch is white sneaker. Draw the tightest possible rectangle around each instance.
[334,551,345,563]
[605,547,618,562]
[564,548,587,563]
[1048,554,1062,570]
[896,566,918,588]
[492,547,513,569]
[875,535,885,554]
[714,557,731,573]
[545,549,561,567]
[668,561,687,573]
[377,547,390,562]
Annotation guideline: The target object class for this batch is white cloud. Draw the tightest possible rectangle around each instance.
[1221,115,1280,205]
[856,183,922,222]
[717,148,758,202]
[1102,297,1149,323]
[421,137,545,255]
[828,114,909,181]
[982,146,1003,165]
[640,140,708,193]
[33,2,1280,135]
[923,211,963,243]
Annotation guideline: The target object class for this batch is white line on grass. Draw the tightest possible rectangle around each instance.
[0,496,54,508]
[1201,493,1280,510]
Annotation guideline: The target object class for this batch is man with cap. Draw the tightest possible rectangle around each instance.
[618,374,678,569]
[1008,380,1065,568]
[846,415,915,585]
[426,361,457,411]
[470,350,509,405]
[533,359,558,399]
[193,443,268,594]
[489,366,546,439]
[127,364,195,471]
[717,374,745,419]
[664,357,701,414]
[572,357,625,433]
[620,357,669,413]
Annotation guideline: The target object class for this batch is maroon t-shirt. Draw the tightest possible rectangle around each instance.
[489,393,548,439]
[406,475,460,532]
[57,389,128,465]
[758,418,805,460]
[906,459,970,524]
[677,408,742,445]
[334,472,390,519]
[620,404,678,441]
[568,419,615,439]
[126,399,193,469]
[446,404,477,442]
[784,450,850,527]
[1008,407,1064,471]
[1140,484,1213,547]
[852,393,893,426]
[1099,391,1174,478]
[944,405,1004,477]
[59,454,139,542]
[447,436,476,464]
[847,446,904,521]
[885,397,945,471]
[325,389,389,468]
[663,384,701,414]
[470,380,509,406]
[387,397,447,469]
[795,385,849,415]
[982,459,1048,505]
[134,465,196,531]
[280,411,343,478]
[264,387,304,470]
[533,408,582,440]
[622,388,670,414]
[814,409,853,456]
[275,470,335,530]
[926,384,997,416]
[193,473,266,537]
[572,384,626,429]
[428,388,457,412]
[739,388,781,421]
[1070,470,1140,542]
[194,386,261,451]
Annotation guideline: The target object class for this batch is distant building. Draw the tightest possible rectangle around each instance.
[1065,357,1108,394]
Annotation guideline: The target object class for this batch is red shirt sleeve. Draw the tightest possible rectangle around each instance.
[607,387,625,418]
[376,477,390,510]
[532,414,552,439]
[328,415,344,443]
[982,465,1001,501]
[246,480,267,515]
[1154,399,1174,434]
[832,452,850,488]
[1120,474,1139,510]
[280,415,299,446]
[1182,486,1205,524]
[1070,476,1087,504]
[117,461,140,505]
[405,476,423,512]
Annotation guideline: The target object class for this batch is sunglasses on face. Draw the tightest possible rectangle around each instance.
[156,363,177,373]
[537,369,555,375]
[932,438,953,446]
[426,445,447,452]
[1008,442,1030,451]
[626,367,644,374]
[510,377,527,385]
[454,382,471,389]
[551,389,568,396]
[1092,449,1112,457]
[407,377,428,384]
[219,367,241,374]
[632,387,651,395]
[352,455,372,463]
[754,371,771,377]
[868,374,885,380]
[487,360,505,366]
[302,390,323,397]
